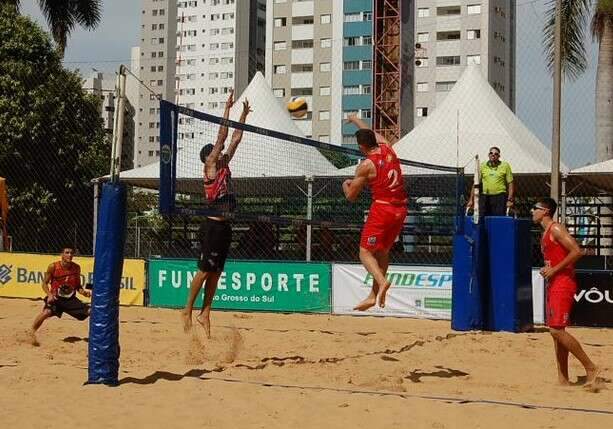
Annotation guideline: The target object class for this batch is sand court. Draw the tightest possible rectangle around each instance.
[1,297,612,428]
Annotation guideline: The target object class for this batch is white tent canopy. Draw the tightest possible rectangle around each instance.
[568,159,613,192]
[393,65,567,175]
[571,158,613,174]
[118,71,335,188]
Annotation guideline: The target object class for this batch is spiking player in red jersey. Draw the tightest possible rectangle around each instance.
[343,115,407,311]
[182,89,252,338]
[533,197,599,387]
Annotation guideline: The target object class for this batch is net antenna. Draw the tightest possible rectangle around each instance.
[110,65,128,183]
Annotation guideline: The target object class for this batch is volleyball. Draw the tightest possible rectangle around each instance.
[287,96,308,118]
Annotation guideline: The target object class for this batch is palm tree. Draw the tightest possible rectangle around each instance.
[1,0,102,56]
[543,0,613,162]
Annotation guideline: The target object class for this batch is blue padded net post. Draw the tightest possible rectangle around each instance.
[87,182,127,386]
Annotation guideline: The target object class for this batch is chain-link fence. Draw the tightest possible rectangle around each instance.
[2,2,611,266]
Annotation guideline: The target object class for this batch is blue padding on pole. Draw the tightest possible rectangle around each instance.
[485,217,533,332]
[87,183,127,386]
[452,216,487,331]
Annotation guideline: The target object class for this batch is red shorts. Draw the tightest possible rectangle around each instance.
[360,202,407,252]
[546,276,577,328]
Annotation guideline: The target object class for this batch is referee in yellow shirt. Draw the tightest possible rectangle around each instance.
[467,147,515,216]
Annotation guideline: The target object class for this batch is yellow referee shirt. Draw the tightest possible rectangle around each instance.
[481,161,513,195]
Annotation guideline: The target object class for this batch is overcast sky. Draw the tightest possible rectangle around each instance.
[20,0,599,168]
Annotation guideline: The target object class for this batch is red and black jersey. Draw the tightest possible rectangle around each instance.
[50,261,81,295]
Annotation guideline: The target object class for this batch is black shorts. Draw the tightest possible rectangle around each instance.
[198,218,232,272]
[44,295,89,321]
[481,193,508,217]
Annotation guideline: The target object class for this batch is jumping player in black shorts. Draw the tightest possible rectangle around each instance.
[182,89,252,338]
[28,245,90,345]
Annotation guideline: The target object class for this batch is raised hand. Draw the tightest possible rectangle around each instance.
[226,89,235,109]
[242,99,253,115]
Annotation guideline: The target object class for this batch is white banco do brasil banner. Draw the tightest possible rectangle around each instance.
[332,264,453,319]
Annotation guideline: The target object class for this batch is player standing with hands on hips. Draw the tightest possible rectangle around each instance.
[343,114,407,311]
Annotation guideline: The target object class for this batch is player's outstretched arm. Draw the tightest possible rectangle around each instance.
[226,99,252,162]
[208,89,235,167]
[342,161,371,202]
[345,114,391,146]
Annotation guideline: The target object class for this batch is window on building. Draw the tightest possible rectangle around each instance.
[320,14,331,24]
[274,41,286,50]
[292,16,314,25]
[417,107,428,117]
[361,109,371,119]
[416,82,429,92]
[343,85,360,95]
[274,17,287,27]
[344,61,359,70]
[320,38,331,48]
[291,64,313,73]
[292,39,314,49]
[361,60,372,69]
[273,88,285,98]
[467,54,481,65]
[436,55,461,66]
[435,81,456,92]
[417,32,430,43]
[291,88,312,96]
[467,4,482,15]
[320,86,331,96]
[467,29,481,40]
[320,62,331,72]
[418,8,430,18]
[437,6,461,15]
[437,31,461,41]
[344,12,360,22]
[362,84,371,94]
[273,65,286,74]
[319,110,330,120]
[319,135,330,143]
[363,12,372,21]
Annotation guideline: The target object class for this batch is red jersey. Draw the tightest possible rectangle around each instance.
[204,163,231,203]
[541,222,575,281]
[50,261,81,296]
[367,144,407,204]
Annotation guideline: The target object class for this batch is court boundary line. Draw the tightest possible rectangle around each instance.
[197,375,613,416]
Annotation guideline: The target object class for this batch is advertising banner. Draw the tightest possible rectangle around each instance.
[0,252,145,306]
[572,270,613,327]
[333,264,546,322]
[332,264,453,318]
[148,259,331,313]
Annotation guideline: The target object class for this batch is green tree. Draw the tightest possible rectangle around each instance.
[1,0,102,56]
[0,5,109,253]
[543,0,613,161]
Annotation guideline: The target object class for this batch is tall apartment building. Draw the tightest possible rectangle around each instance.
[266,0,335,142]
[82,72,135,170]
[134,0,266,168]
[414,0,516,126]
[337,0,373,148]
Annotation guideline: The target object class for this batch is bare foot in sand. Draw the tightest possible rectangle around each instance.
[354,295,376,311]
[584,365,600,388]
[181,310,192,333]
[25,330,40,347]
[558,377,570,386]
[196,313,211,339]
[376,282,391,308]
